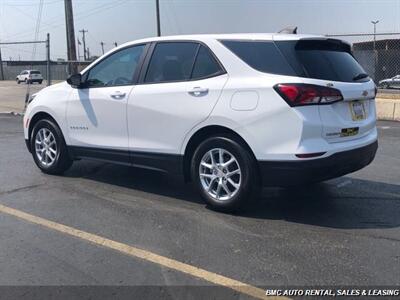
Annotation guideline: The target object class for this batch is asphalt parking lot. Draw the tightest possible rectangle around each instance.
[0,91,399,298]
[0,76,400,299]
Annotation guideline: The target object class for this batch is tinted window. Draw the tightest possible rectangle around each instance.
[30,71,41,74]
[86,45,145,87]
[220,40,296,76]
[191,45,223,79]
[145,42,198,83]
[276,40,367,82]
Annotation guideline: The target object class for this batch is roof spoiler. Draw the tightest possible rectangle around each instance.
[278,26,298,34]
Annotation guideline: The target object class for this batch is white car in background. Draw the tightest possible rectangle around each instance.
[16,70,43,84]
[379,75,400,89]
[23,33,378,211]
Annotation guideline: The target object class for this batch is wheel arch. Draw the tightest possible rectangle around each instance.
[28,111,60,144]
[182,125,259,182]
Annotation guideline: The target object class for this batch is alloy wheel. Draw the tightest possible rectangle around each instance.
[199,148,241,201]
[35,128,57,167]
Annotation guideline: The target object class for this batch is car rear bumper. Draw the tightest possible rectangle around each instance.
[258,140,378,186]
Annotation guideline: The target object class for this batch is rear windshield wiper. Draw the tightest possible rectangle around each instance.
[353,73,369,81]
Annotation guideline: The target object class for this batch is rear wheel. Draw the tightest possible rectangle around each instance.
[16,78,20,84]
[31,119,73,175]
[191,136,257,211]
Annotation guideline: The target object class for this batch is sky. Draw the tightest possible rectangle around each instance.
[0,0,399,60]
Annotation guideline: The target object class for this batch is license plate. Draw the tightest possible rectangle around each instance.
[349,101,366,121]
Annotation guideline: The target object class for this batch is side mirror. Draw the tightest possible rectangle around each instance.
[67,73,83,88]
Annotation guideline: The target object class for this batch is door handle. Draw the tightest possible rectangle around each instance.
[110,91,126,100]
[188,87,209,97]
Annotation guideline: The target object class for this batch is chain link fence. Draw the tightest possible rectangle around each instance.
[0,60,91,82]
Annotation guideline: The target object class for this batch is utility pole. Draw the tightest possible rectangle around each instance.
[156,0,161,36]
[79,29,88,60]
[46,33,51,86]
[64,0,77,74]
[371,20,379,50]
[87,47,90,61]
[0,47,4,80]
[77,38,81,62]
[100,41,105,55]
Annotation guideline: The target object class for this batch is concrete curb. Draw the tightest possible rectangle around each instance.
[376,98,400,121]
[0,111,24,116]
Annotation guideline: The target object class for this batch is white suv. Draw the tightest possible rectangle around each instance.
[23,34,378,211]
[16,70,43,84]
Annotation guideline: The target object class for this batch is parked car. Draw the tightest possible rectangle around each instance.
[16,70,43,84]
[23,33,378,211]
[379,75,400,89]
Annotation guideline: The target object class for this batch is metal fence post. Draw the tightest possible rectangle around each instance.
[46,33,51,86]
[0,47,4,80]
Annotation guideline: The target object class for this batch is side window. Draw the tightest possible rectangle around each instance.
[144,42,198,83]
[86,45,145,87]
[191,45,223,79]
[221,40,296,76]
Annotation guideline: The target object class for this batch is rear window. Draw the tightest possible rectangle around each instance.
[30,71,41,74]
[220,40,296,76]
[275,39,367,82]
[221,39,367,83]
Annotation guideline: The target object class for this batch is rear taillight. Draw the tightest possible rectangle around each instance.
[274,84,343,107]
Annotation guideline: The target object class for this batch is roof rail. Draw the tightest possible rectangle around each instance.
[278,26,298,34]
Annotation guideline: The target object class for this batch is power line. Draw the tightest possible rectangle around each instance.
[4,0,130,41]
[2,0,61,7]
[32,0,44,61]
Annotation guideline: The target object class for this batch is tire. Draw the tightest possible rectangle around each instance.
[39,80,43,84]
[31,119,73,175]
[191,136,257,212]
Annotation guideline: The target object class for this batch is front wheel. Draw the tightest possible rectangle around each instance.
[191,136,257,212]
[31,119,73,175]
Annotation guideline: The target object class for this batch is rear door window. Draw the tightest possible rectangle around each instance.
[145,42,198,83]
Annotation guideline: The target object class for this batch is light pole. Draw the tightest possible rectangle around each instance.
[371,20,379,50]
[371,20,379,83]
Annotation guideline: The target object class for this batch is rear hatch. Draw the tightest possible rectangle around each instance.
[275,38,376,143]
[30,70,42,79]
